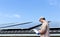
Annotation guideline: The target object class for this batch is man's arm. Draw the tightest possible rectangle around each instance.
[39,24,47,34]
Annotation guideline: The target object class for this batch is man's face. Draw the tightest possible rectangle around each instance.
[39,18,43,23]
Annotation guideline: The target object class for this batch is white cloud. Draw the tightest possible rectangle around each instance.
[48,0,60,8]
[13,14,21,18]
[48,0,58,6]
[0,13,21,19]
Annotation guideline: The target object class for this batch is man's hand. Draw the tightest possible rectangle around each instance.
[33,29,40,35]
[38,24,47,34]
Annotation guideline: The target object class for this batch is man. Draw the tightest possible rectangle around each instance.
[33,17,50,37]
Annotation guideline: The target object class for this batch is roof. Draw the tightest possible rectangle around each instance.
[0,23,60,34]
[0,21,60,36]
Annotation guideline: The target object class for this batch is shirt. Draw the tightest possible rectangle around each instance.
[40,21,50,37]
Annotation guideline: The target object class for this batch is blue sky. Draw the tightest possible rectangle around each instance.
[0,0,60,29]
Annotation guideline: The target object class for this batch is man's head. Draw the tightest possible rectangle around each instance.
[39,17,46,23]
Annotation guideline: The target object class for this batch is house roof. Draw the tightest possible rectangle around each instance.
[0,22,60,36]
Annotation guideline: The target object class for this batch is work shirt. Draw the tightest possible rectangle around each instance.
[40,21,50,37]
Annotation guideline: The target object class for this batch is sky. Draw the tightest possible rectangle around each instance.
[0,0,60,29]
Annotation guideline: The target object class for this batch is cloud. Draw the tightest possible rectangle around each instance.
[48,0,60,8]
[48,0,58,6]
[13,14,21,18]
[0,13,21,19]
